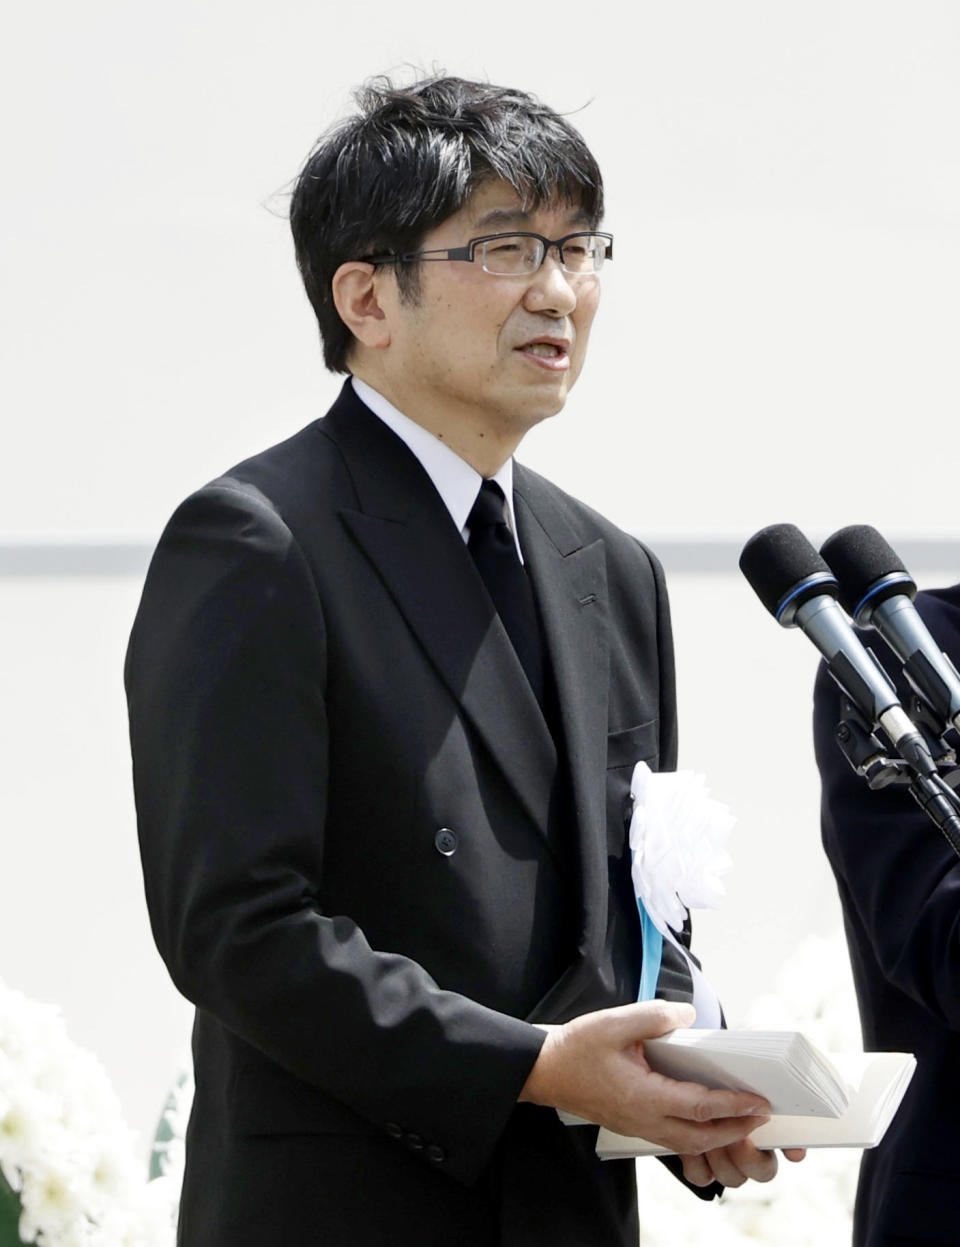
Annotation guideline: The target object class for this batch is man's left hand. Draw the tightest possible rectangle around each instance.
[680,1142,806,1188]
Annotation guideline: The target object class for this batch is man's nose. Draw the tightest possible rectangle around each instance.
[523,250,578,316]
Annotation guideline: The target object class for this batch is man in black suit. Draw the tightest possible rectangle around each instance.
[127,76,785,1246]
[814,584,960,1246]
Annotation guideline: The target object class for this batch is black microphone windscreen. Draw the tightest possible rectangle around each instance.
[739,523,834,618]
[820,525,912,616]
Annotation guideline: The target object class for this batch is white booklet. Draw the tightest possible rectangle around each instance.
[638,1029,853,1117]
[591,1033,916,1158]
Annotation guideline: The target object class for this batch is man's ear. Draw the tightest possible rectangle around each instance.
[331,262,391,350]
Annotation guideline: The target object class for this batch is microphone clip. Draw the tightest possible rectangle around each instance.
[834,702,912,790]
[835,696,960,791]
[835,698,960,858]
[907,693,960,786]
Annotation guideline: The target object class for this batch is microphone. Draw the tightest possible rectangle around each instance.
[820,525,960,736]
[739,523,936,778]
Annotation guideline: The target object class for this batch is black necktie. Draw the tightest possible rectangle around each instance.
[467,479,545,708]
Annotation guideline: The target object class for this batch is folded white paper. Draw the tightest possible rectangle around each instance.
[641,1028,852,1117]
[595,1047,916,1158]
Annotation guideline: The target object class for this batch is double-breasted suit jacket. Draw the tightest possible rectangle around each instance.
[126,381,681,1246]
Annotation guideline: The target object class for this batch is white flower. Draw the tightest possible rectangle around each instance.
[0,975,179,1247]
[18,1161,85,1241]
[1,1155,21,1194]
[89,1138,140,1203]
[47,1215,95,1247]
[628,761,734,936]
[0,1085,46,1172]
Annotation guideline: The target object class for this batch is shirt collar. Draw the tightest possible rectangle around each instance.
[351,377,523,561]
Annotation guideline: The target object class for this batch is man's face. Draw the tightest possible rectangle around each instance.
[375,179,602,444]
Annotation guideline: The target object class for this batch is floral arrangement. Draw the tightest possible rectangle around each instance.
[636,931,862,1245]
[0,978,175,1247]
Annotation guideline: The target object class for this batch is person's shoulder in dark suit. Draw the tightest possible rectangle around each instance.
[813,582,960,1246]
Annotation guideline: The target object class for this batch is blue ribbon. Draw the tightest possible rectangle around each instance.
[635,895,663,1002]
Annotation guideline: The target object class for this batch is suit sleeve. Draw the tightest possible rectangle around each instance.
[813,595,960,1031]
[126,481,545,1185]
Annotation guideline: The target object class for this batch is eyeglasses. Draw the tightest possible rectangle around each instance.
[361,231,614,277]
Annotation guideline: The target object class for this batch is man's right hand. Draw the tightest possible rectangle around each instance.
[517,1000,770,1156]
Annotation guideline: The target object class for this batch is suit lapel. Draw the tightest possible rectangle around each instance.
[514,467,611,972]
[323,386,617,1018]
[324,386,558,846]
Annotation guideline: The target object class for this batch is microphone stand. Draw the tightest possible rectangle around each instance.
[834,695,960,859]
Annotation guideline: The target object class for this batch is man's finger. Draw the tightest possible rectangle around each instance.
[647,1070,770,1124]
[679,1153,715,1187]
[597,999,696,1043]
[694,1147,748,1189]
[704,1140,778,1186]
[660,1113,771,1157]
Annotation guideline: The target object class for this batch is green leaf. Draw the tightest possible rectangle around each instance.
[0,1168,24,1247]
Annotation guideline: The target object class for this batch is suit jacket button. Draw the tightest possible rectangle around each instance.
[405,1133,424,1150]
[434,828,458,856]
[426,1144,445,1163]
[386,1122,403,1138]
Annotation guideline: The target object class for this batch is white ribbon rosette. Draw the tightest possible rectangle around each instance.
[628,761,735,938]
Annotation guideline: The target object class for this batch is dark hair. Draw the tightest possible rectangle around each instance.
[289,74,604,372]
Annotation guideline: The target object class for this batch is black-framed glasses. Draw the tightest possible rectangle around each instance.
[361,231,614,277]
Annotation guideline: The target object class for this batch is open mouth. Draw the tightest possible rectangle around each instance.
[515,339,571,369]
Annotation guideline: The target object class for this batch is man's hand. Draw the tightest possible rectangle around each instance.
[679,1141,807,1187]
[518,1001,772,1157]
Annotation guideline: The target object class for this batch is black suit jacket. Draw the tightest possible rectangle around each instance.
[127,382,686,1246]
[813,585,960,1247]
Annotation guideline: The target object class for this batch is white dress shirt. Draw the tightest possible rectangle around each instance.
[351,377,524,562]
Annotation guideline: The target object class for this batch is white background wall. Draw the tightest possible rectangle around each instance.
[3,0,958,1157]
